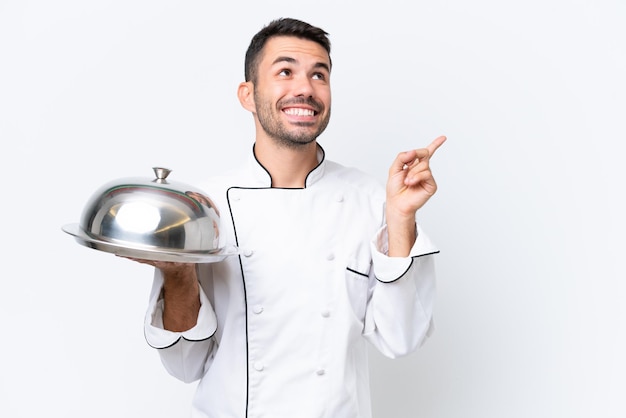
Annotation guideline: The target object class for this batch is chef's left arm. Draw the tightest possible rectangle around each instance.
[363,136,446,357]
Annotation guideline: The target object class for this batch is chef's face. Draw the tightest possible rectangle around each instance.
[252,36,331,148]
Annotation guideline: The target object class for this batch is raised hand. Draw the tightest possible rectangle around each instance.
[385,135,446,256]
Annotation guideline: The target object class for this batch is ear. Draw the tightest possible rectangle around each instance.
[237,81,256,113]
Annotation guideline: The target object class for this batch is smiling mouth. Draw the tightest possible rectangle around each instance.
[283,107,317,116]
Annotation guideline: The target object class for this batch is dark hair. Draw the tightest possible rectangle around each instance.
[244,18,331,83]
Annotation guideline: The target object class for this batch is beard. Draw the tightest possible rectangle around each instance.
[254,93,331,149]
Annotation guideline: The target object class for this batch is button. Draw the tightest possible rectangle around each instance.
[254,362,264,371]
[321,309,331,318]
[335,193,344,202]
[326,253,334,261]
[244,248,254,257]
[316,368,326,376]
[252,305,264,314]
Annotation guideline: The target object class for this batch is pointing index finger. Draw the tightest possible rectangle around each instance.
[426,135,447,157]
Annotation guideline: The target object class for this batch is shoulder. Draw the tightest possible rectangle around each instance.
[193,166,247,207]
[321,160,386,211]
[323,160,384,192]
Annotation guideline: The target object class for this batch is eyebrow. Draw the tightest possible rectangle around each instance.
[271,56,331,73]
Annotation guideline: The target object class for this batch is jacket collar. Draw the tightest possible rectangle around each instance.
[248,143,326,188]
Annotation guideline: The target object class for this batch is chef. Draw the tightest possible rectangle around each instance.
[134,17,446,418]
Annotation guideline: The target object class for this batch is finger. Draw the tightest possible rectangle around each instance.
[412,135,446,162]
[426,135,447,157]
[391,135,446,173]
[406,170,437,192]
[390,149,417,174]
[408,158,431,175]
[406,159,429,177]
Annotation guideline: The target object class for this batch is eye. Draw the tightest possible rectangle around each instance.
[312,72,327,81]
[278,69,292,77]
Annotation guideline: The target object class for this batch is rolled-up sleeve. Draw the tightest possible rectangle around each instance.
[143,269,218,383]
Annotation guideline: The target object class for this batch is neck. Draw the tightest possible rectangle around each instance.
[254,139,319,188]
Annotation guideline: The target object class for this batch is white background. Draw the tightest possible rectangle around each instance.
[1,1,625,417]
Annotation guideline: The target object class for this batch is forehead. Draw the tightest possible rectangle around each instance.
[260,36,330,68]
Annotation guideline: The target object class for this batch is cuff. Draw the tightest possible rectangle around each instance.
[371,223,439,283]
[144,271,218,349]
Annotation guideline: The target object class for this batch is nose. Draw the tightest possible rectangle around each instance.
[292,74,315,98]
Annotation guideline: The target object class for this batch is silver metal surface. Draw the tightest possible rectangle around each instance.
[63,167,237,263]
[62,224,238,262]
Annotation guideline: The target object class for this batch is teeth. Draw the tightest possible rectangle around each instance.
[284,108,314,116]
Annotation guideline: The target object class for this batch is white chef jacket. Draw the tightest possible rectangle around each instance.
[144,146,439,418]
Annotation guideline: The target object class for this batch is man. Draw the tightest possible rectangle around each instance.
[137,17,445,418]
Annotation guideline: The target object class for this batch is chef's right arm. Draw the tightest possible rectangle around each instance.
[134,260,218,383]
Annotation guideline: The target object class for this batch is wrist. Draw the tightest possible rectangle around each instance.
[386,219,417,257]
